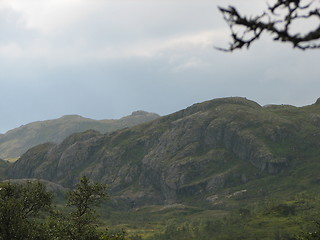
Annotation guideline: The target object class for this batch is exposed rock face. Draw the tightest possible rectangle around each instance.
[0,111,159,159]
[7,97,320,206]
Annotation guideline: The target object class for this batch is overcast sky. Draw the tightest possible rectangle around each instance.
[0,0,319,134]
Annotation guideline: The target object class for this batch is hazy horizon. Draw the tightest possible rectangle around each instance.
[2,96,319,135]
[1,0,319,134]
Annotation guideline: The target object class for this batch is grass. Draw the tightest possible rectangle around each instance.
[98,204,230,239]
[131,193,320,240]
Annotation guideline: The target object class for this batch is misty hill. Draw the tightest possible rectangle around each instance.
[0,111,159,159]
[7,97,320,208]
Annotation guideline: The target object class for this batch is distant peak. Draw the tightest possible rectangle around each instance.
[131,111,150,116]
[187,97,261,114]
[315,98,320,105]
[60,115,83,119]
[211,97,261,107]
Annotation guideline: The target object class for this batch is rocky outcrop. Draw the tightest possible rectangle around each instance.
[7,97,320,206]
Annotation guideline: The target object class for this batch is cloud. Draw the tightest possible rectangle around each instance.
[0,0,222,65]
[1,0,93,34]
[0,29,226,71]
[0,0,319,133]
[0,43,23,58]
[0,0,281,75]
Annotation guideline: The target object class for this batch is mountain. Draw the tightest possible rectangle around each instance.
[7,97,320,208]
[0,111,159,159]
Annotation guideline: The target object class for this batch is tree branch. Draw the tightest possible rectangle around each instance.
[218,0,320,51]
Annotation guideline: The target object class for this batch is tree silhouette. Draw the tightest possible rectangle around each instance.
[218,0,320,51]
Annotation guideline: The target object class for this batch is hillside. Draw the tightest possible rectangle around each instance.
[7,97,320,209]
[0,159,10,180]
[0,111,159,159]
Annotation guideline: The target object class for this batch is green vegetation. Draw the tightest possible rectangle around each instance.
[0,180,52,239]
[3,177,320,240]
[0,159,10,180]
[2,97,320,239]
[0,177,126,240]
[101,193,320,240]
[0,111,159,159]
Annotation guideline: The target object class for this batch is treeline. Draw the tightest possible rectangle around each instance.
[0,177,128,240]
[2,177,320,240]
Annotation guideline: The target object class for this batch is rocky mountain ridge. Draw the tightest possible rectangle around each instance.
[7,97,320,207]
[0,111,159,159]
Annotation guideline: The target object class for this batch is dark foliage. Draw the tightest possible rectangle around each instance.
[0,181,53,240]
[0,177,127,240]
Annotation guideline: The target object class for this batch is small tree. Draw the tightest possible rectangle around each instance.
[47,176,125,240]
[67,176,108,240]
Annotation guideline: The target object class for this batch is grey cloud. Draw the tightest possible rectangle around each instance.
[0,0,319,133]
